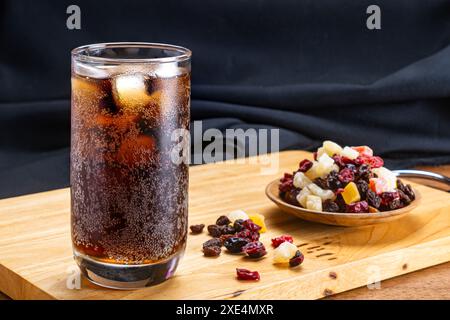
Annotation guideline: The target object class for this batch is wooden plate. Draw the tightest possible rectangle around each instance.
[265,179,421,227]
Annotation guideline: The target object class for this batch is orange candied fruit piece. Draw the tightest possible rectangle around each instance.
[341,182,361,204]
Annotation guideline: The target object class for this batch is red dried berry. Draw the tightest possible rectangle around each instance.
[289,250,304,267]
[236,229,260,242]
[298,159,313,172]
[346,201,369,213]
[243,241,267,259]
[242,219,262,232]
[236,268,260,281]
[271,235,294,248]
[338,168,355,183]
[380,191,400,206]
[358,155,384,168]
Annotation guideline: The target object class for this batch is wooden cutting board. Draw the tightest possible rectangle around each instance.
[0,150,449,300]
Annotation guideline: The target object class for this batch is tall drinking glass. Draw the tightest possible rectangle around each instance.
[70,43,191,289]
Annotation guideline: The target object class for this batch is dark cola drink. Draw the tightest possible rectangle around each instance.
[70,43,191,288]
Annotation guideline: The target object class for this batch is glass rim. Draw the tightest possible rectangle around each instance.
[71,42,192,64]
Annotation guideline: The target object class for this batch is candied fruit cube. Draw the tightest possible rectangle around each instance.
[227,210,249,223]
[305,161,321,180]
[306,195,323,211]
[323,140,343,156]
[273,241,298,264]
[339,146,359,160]
[248,213,267,233]
[293,172,312,189]
[307,183,335,201]
[341,182,361,204]
[296,187,312,208]
[372,167,397,191]
[352,146,373,157]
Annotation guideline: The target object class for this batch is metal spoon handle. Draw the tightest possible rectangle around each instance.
[393,169,450,186]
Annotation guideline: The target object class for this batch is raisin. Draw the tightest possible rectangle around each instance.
[314,177,328,190]
[236,268,260,281]
[335,194,347,212]
[271,235,294,248]
[203,246,221,257]
[207,224,222,238]
[345,163,357,173]
[282,188,301,206]
[219,234,235,243]
[356,180,369,199]
[203,238,222,248]
[233,219,245,232]
[298,159,313,172]
[189,224,205,234]
[289,250,304,267]
[357,164,371,181]
[346,201,369,213]
[216,215,231,226]
[388,198,403,210]
[398,180,415,201]
[220,224,236,235]
[243,219,262,232]
[338,168,355,184]
[224,237,250,253]
[367,190,381,209]
[398,190,411,205]
[323,200,340,212]
[242,241,267,258]
[326,171,343,190]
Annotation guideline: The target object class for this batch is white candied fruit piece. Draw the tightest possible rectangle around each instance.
[316,147,326,159]
[305,161,321,180]
[340,146,359,160]
[296,187,312,208]
[227,210,249,223]
[372,167,397,191]
[273,241,298,264]
[306,195,323,211]
[323,140,343,156]
[293,172,312,189]
[307,183,335,201]
[318,153,335,167]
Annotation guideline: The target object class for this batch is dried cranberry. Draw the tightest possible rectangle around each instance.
[279,179,294,193]
[243,241,267,258]
[216,215,231,226]
[338,168,355,183]
[224,237,249,253]
[346,201,369,213]
[237,229,260,242]
[189,224,205,234]
[367,190,381,209]
[298,159,313,172]
[332,155,346,168]
[271,235,294,248]
[323,200,340,212]
[243,219,262,232]
[359,155,384,168]
[380,192,400,206]
[289,250,304,267]
[207,224,222,237]
[233,219,245,232]
[203,246,221,257]
[236,268,260,281]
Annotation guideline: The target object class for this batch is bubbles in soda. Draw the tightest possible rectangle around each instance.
[71,66,190,264]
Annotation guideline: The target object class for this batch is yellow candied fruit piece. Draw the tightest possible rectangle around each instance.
[248,213,267,233]
[342,182,361,204]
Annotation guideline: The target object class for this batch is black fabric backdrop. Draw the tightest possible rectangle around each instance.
[0,0,450,198]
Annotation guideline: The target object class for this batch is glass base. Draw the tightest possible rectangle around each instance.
[74,249,184,289]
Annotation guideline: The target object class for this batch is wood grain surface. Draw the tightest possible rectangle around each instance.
[0,151,449,300]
